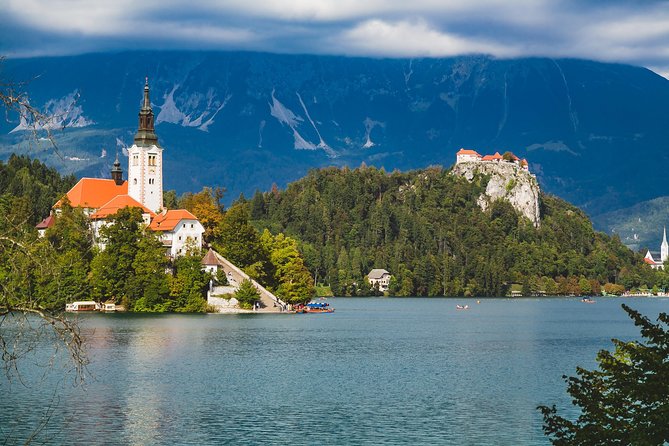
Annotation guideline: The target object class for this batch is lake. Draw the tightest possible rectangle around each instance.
[1,297,666,445]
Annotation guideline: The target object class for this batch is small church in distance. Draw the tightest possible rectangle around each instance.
[37,79,205,257]
[644,228,668,270]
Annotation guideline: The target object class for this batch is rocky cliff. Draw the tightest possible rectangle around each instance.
[451,161,541,227]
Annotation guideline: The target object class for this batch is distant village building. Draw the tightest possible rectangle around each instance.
[36,79,205,257]
[367,269,392,292]
[644,227,669,270]
[455,148,529,172]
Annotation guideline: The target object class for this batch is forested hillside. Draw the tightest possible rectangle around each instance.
[0,154,76,225]
[247,165,660,296]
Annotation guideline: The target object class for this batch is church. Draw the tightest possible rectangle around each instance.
[644,227,668,270]
[37,80,205,258]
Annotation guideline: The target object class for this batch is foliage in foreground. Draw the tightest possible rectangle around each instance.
[538,304,669,445]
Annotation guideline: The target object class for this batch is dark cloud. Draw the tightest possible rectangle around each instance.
[1,1,668,76]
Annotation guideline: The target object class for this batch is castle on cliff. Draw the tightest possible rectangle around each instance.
[456,148,529,172]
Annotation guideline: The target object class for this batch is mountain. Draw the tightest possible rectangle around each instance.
[1,51,668,213]
[591,197,669,252]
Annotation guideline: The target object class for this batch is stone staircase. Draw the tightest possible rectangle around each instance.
[204,249,288,313]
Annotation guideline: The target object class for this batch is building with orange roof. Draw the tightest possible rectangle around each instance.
[455,148,530,173]
[38,81,205,258]
[150,209,205,257]
[55,178,128,213]
[455,148,482,164]
[90,195,155,221]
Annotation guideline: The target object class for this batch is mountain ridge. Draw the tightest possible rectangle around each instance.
[1,51,668,214]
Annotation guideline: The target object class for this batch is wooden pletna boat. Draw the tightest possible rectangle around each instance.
[65,301,101,312]
[65,301,117,312]
[296,302,335,313]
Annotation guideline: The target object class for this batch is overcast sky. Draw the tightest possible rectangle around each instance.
[2,0,669,77]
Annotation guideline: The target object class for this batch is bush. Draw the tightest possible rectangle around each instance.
[234,279,261,309]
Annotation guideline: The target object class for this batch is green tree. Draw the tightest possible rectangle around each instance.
[578,277,592,296]
[130,233,170,311]
[169,253,208,312]
[539,304,669,445]
[261,230,314,303]
[180,187,224,244]
[215,204,265,268]
[235,279,260,310]
[37,203,94,308]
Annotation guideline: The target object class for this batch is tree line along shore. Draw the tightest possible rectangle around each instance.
[0,155,665,314]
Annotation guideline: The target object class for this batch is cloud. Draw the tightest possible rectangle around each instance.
[336,19,519,57]
[2,0,669,77]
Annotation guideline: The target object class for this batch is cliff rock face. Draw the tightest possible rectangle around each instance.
[452,162,541,227]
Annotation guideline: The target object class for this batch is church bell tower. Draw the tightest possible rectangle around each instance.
[661,226,668,263]
[127,78,163,213]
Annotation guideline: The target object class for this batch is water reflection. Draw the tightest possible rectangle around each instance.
[2,298,664,445]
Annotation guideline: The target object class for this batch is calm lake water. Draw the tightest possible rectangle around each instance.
[2,297,666,445]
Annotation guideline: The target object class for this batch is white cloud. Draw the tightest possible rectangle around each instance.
[3,0,669,75]
[337,19,519,57]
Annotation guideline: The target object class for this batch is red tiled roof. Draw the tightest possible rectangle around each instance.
[36,214,56,229]
[56,178,128,209]
[90,195,155,220]
[491,152,503,160]
[481,155,494,161]
[149,209,198,231]
[520,159,528,166]
[456,148,481,156]
[644,257,656,265]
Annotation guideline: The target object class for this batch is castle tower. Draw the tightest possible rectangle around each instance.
[661,226,668,263]
[127,78,163,213]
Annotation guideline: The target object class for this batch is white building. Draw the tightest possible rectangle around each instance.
[456,148,530,173]
[367,269,392,292]
[456,148,482,164]
[644,227,669,270]
[37,79,204,258]
[150,210,205,257]
[128,78,164,213]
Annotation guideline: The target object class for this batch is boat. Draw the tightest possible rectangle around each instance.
[298,302,335,313]
[456,304,469,310]
[581,297,596,304]
[102,303,116,312]
[65,301,101,312]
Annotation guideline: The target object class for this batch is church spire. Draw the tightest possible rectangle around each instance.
[662,226,668,263]
[134,77,160,147]
[111,150,123,185]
